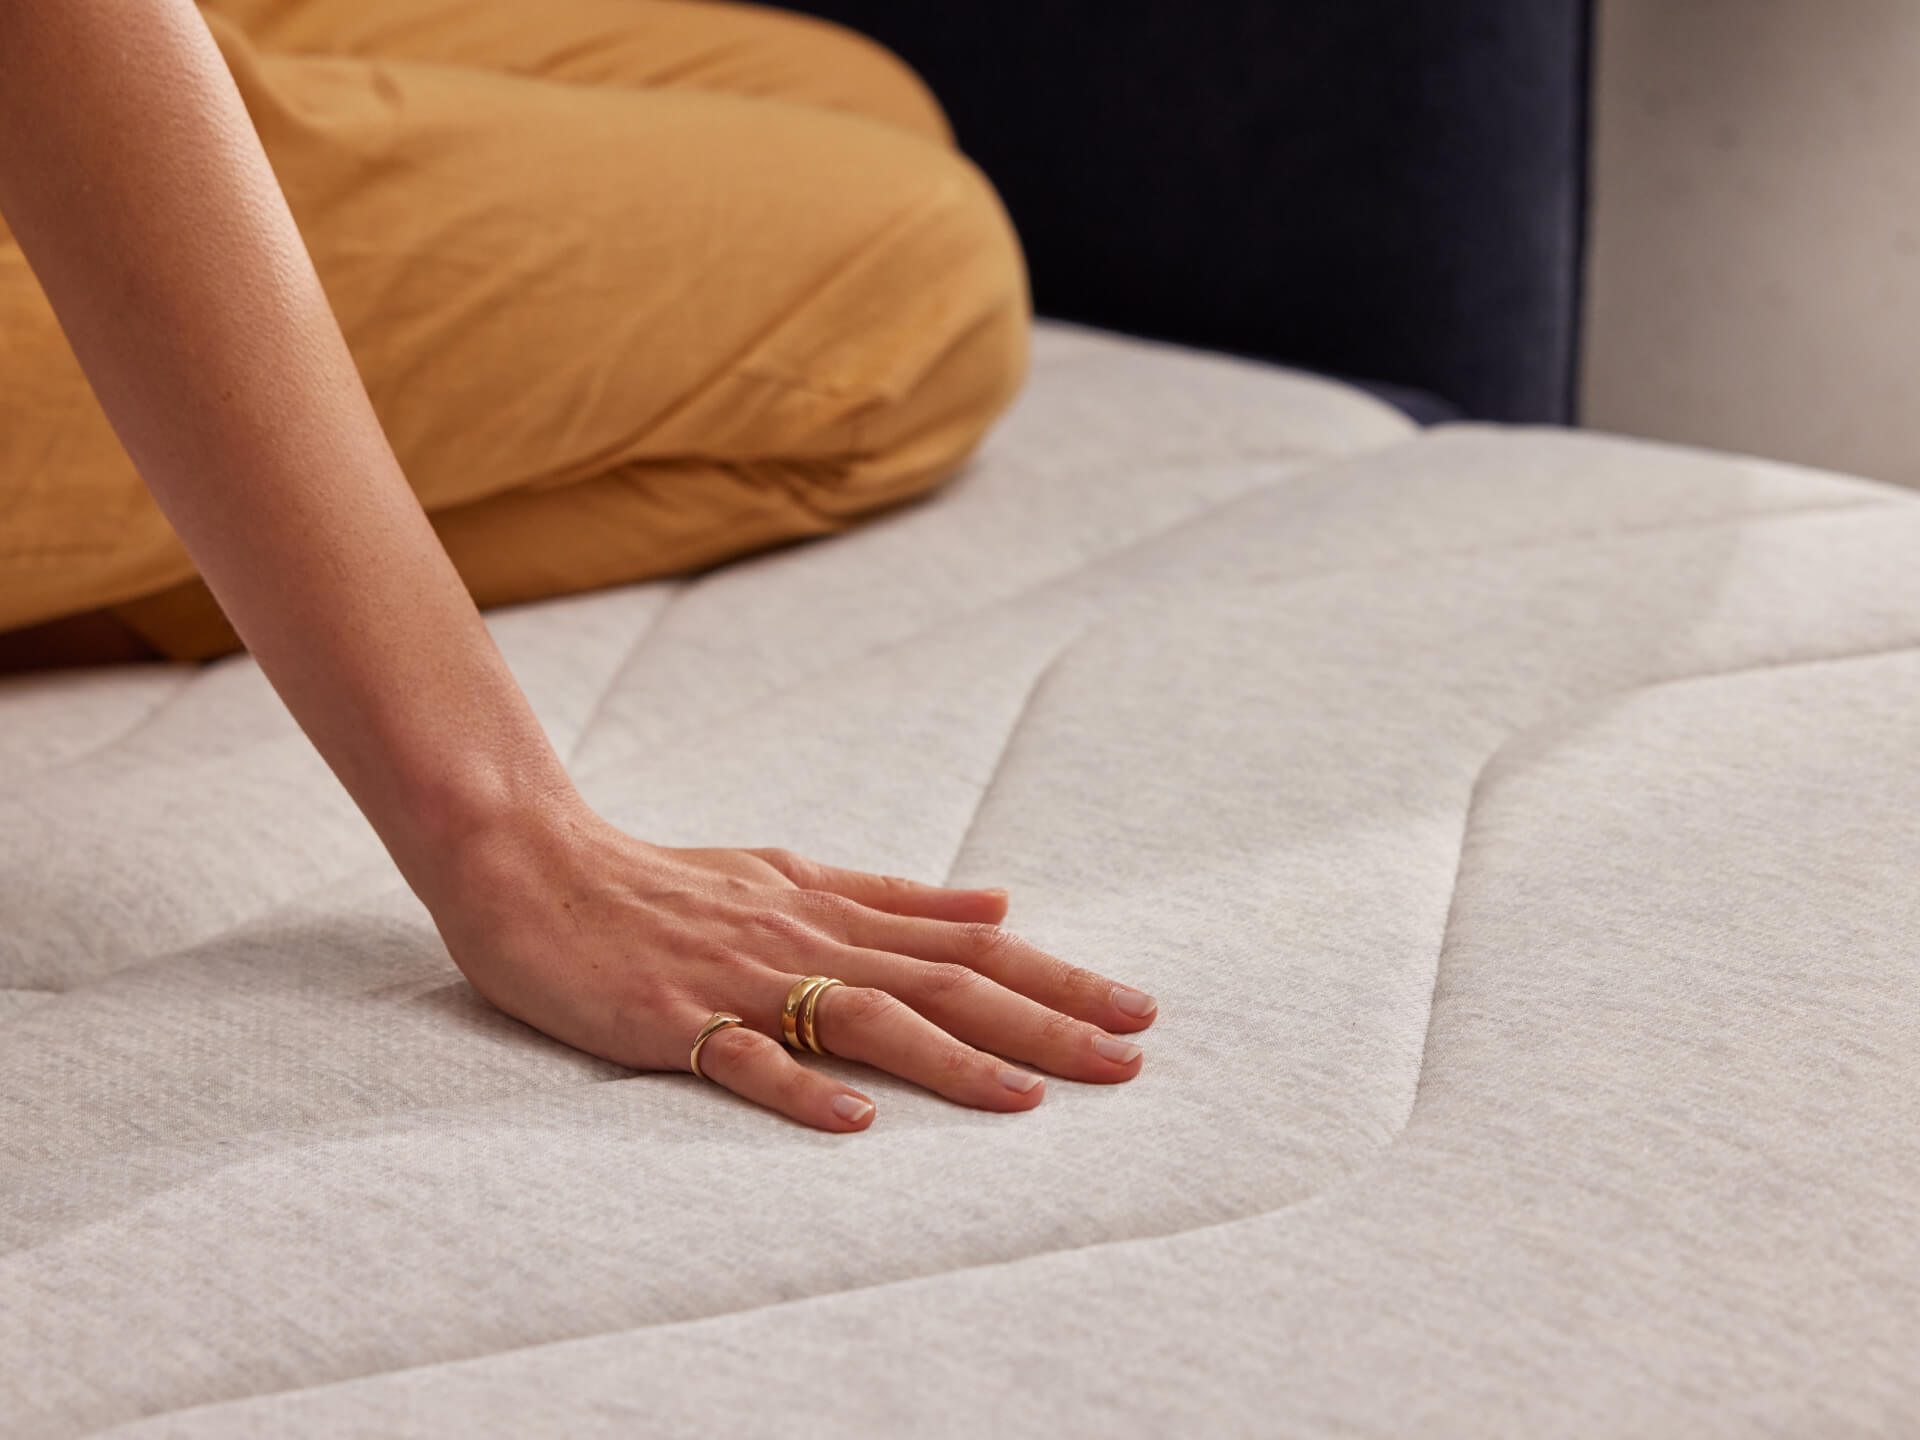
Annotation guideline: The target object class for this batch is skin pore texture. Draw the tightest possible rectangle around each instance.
[0,0,1156,1132]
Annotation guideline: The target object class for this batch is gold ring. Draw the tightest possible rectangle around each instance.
[689,1011,745,1080]
[800,977,845,1055]
[781,975,836,1052]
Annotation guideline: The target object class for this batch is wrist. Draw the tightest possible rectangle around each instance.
[379,741,590,916]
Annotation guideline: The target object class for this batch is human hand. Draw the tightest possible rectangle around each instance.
[427,803,1158,1132]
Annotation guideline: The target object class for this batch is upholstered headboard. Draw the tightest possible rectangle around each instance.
[781,0,1593,423]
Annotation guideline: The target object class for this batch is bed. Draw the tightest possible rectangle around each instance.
[12,1,1920,1432]
[6,319,1920,1435]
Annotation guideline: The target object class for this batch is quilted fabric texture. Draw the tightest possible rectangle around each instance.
[5,324,1919,1437]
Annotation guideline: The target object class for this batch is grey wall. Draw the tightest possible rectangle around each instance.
[1582,0,1920,489]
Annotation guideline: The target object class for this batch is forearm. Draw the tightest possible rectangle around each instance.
[0,0,1158,1131]
[0,0,576,893]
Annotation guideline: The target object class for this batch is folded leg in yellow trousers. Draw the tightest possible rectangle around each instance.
[0,0,1029,661]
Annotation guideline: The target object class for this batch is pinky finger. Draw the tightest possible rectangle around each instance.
[690,1021,876,1133]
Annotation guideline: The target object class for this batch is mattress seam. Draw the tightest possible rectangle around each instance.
[22,646,1920,1202]
[559,583,691,768]
[91,640,1920,1434]
[1392,635,1920,1147]
[939,635,1087,887]
[586,492,1909,768]
[16,494,1913,994]
[0,670,196,793]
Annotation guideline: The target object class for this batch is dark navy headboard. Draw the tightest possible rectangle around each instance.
[782,1,1593,423]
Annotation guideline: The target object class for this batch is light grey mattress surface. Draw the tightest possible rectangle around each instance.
[4,323,1919,1437]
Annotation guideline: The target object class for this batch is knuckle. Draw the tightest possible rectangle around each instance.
[937,1044,982,1084]
[699,1024,762,1073]
[744,908,815,950]
[1051,956,1099,996]
[773,1063,814,1104]
[635,919,700,968]
[608,976,677,1034]
[1035,1009,1082,1049]
[840,985,900,1026]
[783,851,829,889]
[961,922,1018,965]
[917,961,983,1003]
[698,948,756,981]
[751,847,799,875]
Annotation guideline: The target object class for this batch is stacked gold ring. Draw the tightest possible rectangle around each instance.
[781,974,845,1055]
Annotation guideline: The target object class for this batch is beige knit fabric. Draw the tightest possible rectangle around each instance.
[4,325,1917,1438]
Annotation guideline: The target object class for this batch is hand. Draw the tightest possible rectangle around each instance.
[426,802,1159,1132]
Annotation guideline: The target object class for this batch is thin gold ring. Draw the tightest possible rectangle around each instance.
[781,975,835,1052]
[689,1011,745,1081]
[800,977,845,1055]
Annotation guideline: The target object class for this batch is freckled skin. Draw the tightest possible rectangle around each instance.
[0,0,1157,1131]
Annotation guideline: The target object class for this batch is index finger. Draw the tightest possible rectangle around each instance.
[751,848,1010,924]
[836,909,1159,1035]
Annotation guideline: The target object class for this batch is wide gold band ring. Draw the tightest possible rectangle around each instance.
[689,1011,745,1081]
[781,975,845,1055]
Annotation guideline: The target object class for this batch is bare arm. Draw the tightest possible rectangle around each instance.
[0,0,567,880]
[0,0,1155,1129]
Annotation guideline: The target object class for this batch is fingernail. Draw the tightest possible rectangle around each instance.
[981,887,1009,899]
[832,1095,874,1124]
[997,1066,1043,1093]
[1093,1035,1143,1064]
[1111,986,1157,1018]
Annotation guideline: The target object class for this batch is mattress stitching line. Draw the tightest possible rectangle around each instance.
[7,479,1893,805]
[558,583,691,768]
[98,639,1920,1428]
[0,669,196,793]
[18,470,1920,1417]
[938,635,1087,887]
[563,466,1326,773]
[19,644,1920,1180]
[1392,634,1920,1146]
[11,491,1911,996]
[592,493,1909,768]
[26,648,1920,1430]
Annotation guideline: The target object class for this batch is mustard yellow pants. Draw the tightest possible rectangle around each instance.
[0,0,1029,661]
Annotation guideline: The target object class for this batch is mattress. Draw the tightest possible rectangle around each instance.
[5,322,1919,1437]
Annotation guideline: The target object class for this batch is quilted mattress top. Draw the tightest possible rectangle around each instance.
[4,323,1919,1437]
